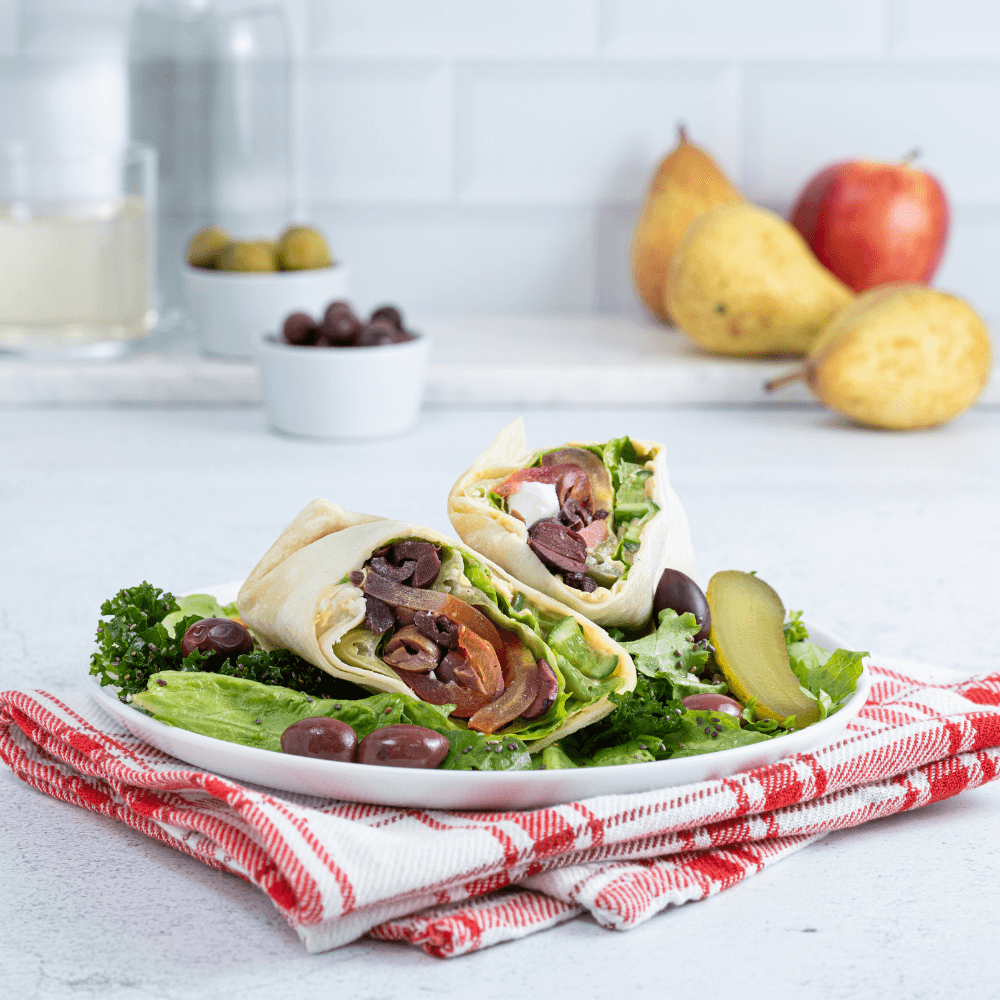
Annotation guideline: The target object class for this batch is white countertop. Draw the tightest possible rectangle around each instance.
[2,314,997,407]
[2,404,999,999]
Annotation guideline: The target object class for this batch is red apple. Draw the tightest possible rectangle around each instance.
[789,154,949,293]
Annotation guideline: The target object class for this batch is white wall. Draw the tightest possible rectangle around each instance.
[2,0,1000,322]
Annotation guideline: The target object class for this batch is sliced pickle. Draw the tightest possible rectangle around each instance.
[706,570,819,729]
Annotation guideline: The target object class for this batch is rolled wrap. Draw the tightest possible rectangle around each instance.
[237,499,636,749]
[448,419,696,629]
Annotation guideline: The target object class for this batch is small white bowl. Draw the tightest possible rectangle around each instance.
[185,264,351,359]
[257,331,430,439]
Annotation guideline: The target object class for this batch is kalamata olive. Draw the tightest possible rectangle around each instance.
[356,724,449,769]
[320,300,362,345]
[281,311,317,346]
[355,319,398,347]
[653,568,711,641]
[370,304,403,329]
[681,693,743,719]
[180,618,254,668]
[521,660,559,719]
[281,717,358,762]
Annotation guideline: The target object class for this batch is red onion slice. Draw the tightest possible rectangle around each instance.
[359,567,504,659]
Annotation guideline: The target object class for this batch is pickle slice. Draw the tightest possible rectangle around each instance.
[706,571,819,729]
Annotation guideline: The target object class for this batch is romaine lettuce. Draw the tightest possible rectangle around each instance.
[132,671,530,771]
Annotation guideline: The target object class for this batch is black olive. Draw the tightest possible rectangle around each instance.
[653,568,711,641]
[180,618,254,669]
[356,724,449,769]
[281,717,358,762]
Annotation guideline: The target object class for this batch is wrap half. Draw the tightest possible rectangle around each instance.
[447,419,696,629]
[237,499,636,750]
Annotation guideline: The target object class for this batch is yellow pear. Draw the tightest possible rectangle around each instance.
[667,204,854,357]
[631,126,743,324]
[767,284,992,430]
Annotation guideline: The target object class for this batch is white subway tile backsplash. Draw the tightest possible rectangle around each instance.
[0,3,20,57]
[933,203,1000,328]
[458,64,741,204]
[603,0,886,59]
[20,0,131,58]
[300,62,453,203]
[0,59,127,150]
[311,0,599,59]
[1,0,1000,318]
[310,205,596,313]
[745,64,1000,207]
[596,203,645,316]
[890,1,1000,58]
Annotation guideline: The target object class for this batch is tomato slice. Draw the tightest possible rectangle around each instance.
[467,639,540,735]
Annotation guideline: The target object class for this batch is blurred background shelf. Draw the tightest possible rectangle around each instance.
[1,314,997,407]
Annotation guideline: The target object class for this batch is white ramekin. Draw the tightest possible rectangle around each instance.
[185,264,351,359]
[256,331,430,439]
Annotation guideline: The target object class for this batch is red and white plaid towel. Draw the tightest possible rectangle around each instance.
[2,657,999,958]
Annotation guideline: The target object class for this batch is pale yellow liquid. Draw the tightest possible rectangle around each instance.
[0,195,156,355]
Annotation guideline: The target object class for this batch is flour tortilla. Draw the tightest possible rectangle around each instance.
[237,499,636,748]
[447,419,697,629]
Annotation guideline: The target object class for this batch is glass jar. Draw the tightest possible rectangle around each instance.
[0,141,158,358]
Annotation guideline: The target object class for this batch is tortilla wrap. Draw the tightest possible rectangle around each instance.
[237,498,636,748]
[447,419,697,629]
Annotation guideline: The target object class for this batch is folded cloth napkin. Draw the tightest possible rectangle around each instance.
[2,657,999,959]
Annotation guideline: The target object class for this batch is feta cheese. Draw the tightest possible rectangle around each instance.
[507,480,560,527]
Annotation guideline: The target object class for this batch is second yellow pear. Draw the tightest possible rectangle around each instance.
[666,203,854,357]
[631,126,743,324]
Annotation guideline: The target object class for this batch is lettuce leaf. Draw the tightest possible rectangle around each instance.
[666,710,773,757]
[617,610,720,700]
[789,646,867,720]
[132,671,460,750]
[621,610,710,678]
[441,730,531,771]
[162,593,239,638]
[133,671,530,771]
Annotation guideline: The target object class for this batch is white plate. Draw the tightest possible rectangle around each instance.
[86,580,871,811]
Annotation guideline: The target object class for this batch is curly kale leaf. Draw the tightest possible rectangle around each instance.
[560,674,684,762]
[89,582,203,701]
[218,648,367,701]
[91,582,367,703]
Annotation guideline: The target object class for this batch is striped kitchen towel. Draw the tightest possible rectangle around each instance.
[2,657,998,959]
